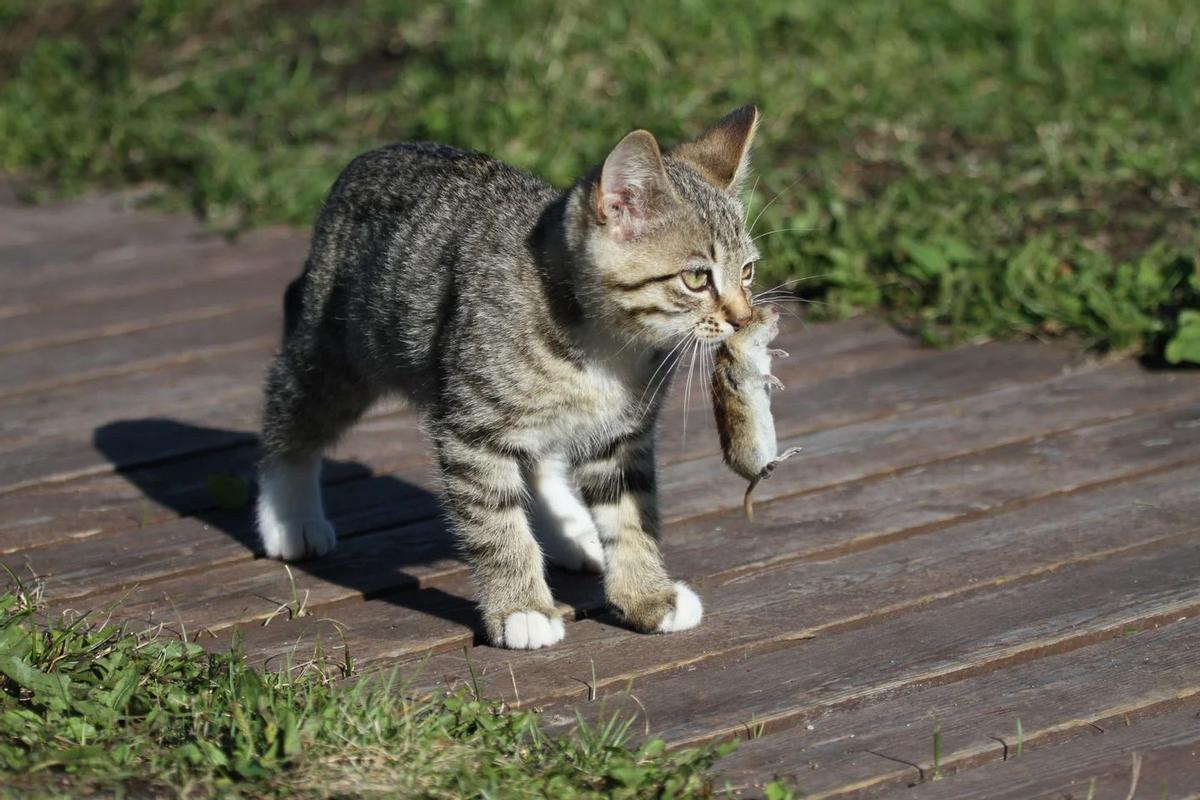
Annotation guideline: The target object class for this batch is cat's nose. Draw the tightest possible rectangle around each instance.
[727,310,752,330]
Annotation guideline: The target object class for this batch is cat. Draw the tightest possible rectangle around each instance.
[257,105,763,649]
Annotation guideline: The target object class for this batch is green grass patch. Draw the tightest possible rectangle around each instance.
[0,580,742,798]
[1,0,1197,359]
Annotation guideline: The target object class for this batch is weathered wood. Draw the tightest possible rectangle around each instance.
[209,405,1200,671]
[537,534,1200,751]
[657,338,1067,464]
[0,309,278,401]
[411,464,1200,714]
[0,319,927,546]
[716,611,1200,797]
[0,196,188,252]
[667,402,1200,579]
[659,360,1200,521]
[26,470,445,603]
[0,412,426,552]
[25,355,1190,623]
[0,361,270,494]
[0,226,298,312]
[0,262,290,356]
[0,317,907,480]
[890,705,1200,800]
[0,318,972,534]
[8,192,1200,793]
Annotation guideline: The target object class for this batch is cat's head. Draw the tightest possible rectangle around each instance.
[579,105,763,348]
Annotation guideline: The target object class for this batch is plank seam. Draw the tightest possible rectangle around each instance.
[0,298,274,356]
[665,597,1200,752]
[801,691,1200,799]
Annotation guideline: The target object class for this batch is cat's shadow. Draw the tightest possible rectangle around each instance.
[92,418,607,655]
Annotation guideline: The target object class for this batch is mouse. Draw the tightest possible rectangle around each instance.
[711,305,802,520]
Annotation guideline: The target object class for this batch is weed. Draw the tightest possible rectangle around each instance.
[931,712,943,780]
[0,587,742,797]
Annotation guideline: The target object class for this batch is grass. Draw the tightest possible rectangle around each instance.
[0,583,739,799]
[1,0,1198,360]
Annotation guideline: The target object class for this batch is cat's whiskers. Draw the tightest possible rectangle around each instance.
[753,296,828,307]
[680,337,702,446]
[642,349,687,418]
[700,342,715,412]
[753,273,832,298]
[744,173,762,222]
[751,225,814,243]
[641,343,691,423]
[639,330,692,404]
[748,177,803,234]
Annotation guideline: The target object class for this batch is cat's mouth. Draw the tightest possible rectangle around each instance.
[692,317,736,343]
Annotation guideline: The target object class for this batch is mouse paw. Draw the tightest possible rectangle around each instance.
[766,374,785,392]
[768,348,790,359]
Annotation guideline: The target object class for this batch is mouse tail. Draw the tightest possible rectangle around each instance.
[744,478,760,521]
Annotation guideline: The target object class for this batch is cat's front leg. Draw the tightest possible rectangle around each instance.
[576,432,703,634]
[436,429,564,649]
[527,454,605,573]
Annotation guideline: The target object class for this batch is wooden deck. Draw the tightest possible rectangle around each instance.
[2,190,1198,798]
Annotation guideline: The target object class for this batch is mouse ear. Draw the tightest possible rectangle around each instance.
[671,104,759,196]
[596,129,674,241]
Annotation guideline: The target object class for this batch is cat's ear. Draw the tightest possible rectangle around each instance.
[671,104,759,195]
[596,129,673,241]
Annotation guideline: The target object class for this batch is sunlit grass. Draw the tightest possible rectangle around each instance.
[1,0,1197,359]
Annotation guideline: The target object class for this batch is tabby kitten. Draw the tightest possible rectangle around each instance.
[258,105,762,649]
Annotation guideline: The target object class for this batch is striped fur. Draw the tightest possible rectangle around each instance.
[258,106,762,648]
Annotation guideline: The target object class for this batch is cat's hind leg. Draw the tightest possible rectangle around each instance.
[257,452,332,561]
[258,338,373,561]
[527,455,605,573]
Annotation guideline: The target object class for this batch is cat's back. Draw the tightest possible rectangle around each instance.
[299,142,563,403]
[321,141,556,239]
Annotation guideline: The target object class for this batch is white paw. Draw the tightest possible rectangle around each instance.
[656,582,703,633]
[541,522,605,573]
[257,457,334,561]
[502,610,566,650]
[529,456,606,573]
[258,509,336,561]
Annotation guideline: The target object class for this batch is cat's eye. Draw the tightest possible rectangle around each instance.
[741,262,756,283]
[681,269,711,291]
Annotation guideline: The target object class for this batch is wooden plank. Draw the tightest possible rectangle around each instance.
[0,412,422,552]
[0,259,291,355]
[0,309,278,400]
[658,360,1200,522]
[207,404,1200,669]
[18,351,1183,610]
[0,318,933,516]
[0,226,300,319]
[103,446,1200,686]
[25,469,446,602]
[0,194,174,250]
[657,338,1068,465]
[16,350,1200,638]
[533,534,1200,750]
[0,354,272,493]
[412,465,1200,712]
[892,706,1200,800]
[655,402,1200,579]
[0,318,927,523]
[716,610,1200,796]
[18,352,1200,609]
